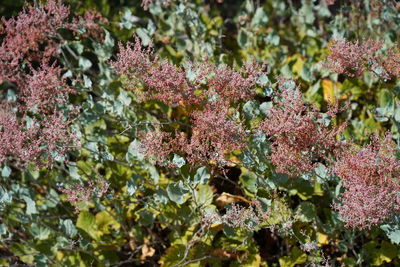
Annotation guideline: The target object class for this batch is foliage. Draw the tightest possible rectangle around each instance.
[1,0,400,266]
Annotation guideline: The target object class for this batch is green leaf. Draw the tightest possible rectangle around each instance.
[265,31,280,46]
[238,28,252,48]
[96,210,121,233]
[259,101,273,116]
[154,188,169,204]
[22,196,37,215]
[251,8,268,27]
[0,186,12,204]
[79,57,92,71]
[363,241,397,266]
[295,202,316,222]
[126,139,145,162]
[172,154,186,168]
[194,184,213,207]
[126,174,139,196]
[256,74,269,86]
[136,28,151,46]
[6,89,17,101]
[381,219,400,245]
[240,171,258,194]
[278,246,307,267]
[76,211,100,240]
[167,181,189,204]
[137,208,154,226]
[193,166,210,185]
[60,219,77,238]
[1,165,11,177]
[243,100,260,120]
[30,223,51,240]
[83,75,92,88]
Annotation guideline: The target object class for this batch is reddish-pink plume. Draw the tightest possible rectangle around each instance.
[333,134,400,229]
[324,39,382,78]
[261,84,345,177]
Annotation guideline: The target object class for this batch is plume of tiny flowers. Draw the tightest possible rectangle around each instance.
[333,134,400,229]
[0,108,42,165]
[70,9,108,40]
[138,128,187,166]
[110,37,197,106]
[21,64,75,113]
[261,83,345,177]
[59,179,109,212]
[382,47,400,79]
[324,39,383,78]
[0,107,77,167]
[0,0,69,77]
[185,103,247,166]
[196,61,265,104]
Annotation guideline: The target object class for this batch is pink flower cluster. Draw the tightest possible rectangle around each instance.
[324,39,382,78]
[333,134,400,229]
[186,104,246,165]
[71,9,108,40]
[382,48,400,79]
[195,62,264,103]
[111,37,263,106]
[0,0,69,83]
[59,179,109,212]
[325,39,400,79]
[0,0,107,166]
[0,109,75,167]
[141,0,173,10]
[21,64,75,113]
[139,128,187,166]
[111,38,197,106]
[140,104,245,166]
[261,84,345,177]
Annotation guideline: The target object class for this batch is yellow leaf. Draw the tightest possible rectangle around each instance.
[286,54,305,75]
[141,244,156,261]
[317,232,329,246]
[95,210,121,234]
[56,251,64,261]
[215,192,251,207]
[322,79,339,103]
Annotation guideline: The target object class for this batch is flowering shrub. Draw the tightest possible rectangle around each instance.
[2,0,400,266]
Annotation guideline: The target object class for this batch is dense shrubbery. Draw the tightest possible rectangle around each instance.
[1,0,400,266]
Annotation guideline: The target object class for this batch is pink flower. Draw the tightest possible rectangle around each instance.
[59,179,109,212]
[111,37,197,105]
[333,134,400,229]
[141,0,173,10]
[70,9,108,40]
[261,84,345,177]
[0,107,77,167]
[202,201,268,231]
[111,37,265,106]
[139,128,187,166]
[196,62,265,103]
[324,39,382,78]
[0,0,69,75]
[21,64,75,112]
[186,103,246,165]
